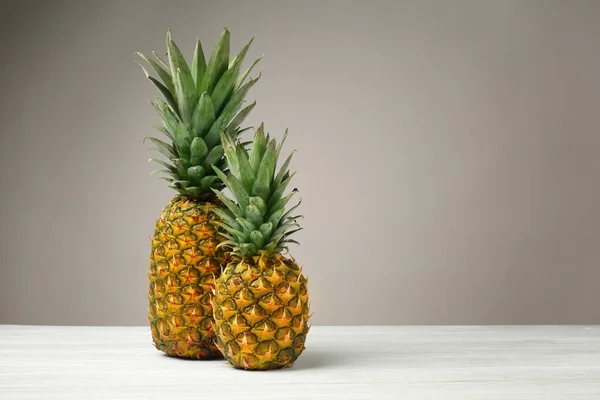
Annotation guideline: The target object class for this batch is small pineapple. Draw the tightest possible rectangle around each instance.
[138,29,261,359]
[211,125,310,370]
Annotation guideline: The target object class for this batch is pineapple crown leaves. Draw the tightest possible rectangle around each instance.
[212,124,303,257]
[138,28,262,199]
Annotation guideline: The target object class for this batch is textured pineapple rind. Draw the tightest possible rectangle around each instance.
[212,253,310,370]
[149,196,227,359]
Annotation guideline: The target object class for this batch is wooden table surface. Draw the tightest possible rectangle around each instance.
[1,325,599,399]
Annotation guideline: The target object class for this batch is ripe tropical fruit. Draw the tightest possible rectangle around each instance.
[138,29,261,359]
[211,125,310,370]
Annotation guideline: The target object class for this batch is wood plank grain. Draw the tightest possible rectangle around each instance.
[1,326,599,399]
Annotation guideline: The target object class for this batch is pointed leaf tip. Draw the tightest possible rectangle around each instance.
[137,62,150,78]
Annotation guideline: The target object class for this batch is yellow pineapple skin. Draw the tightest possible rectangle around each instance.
[149,196,227,359]
[212,253,310,370]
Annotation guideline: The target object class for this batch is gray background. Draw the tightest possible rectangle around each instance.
[1,0,599,326]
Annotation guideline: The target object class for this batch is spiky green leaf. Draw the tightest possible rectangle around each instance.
[245,204,263,226]
[212,208,241,231]
[173,123,192,159]
[149,158,176,173]
[248,123,267,172]
[279,199,303,224]
[225,101,256,137]
[151,100,180,137]
[233,125,254,137]
[282,228,303,239]
[268,189,298,216]
[145,136,177,159]
[186,186,201,197]
[146,76,178,116]
[174,68,198,124]
[249,196,267,215]
[275,129,288,157]
[240,243,257,256]
[204,76,260,148]
[166,30,192,83]
[271,222,301,239]
[237,146,255,192]
[221,132,239,177]
[137,52,174,94]
[150,169,177,178]
[213,189,244,218]
[204,145,224,171]
[280,238,300,246]
[236,55,262,89]
[173,159,189,179]
[187,165,205,185]
[211,37,254,113]
[152,51,169,69]
[192,39,207,93]
[267,208,284,228]
[214,221,245,239]
[252,140,276,200]
[213,167,249,210]
[249,230,265,248]
[274,151,294,187]
[191,92,215,136]
[211,67,238,115]
[172,179,189,189]
[269,171,296,209]
[200,29,230,94]
[199,175,219,191]
[150,124,172,140]
[259,222,273,238]
[190,137,208,165]
[236,217,256,234]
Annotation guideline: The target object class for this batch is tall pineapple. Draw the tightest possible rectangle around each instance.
[211,125,310,370]
[138,29,261,359]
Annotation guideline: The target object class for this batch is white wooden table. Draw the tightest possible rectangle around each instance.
[1,325,599,399]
